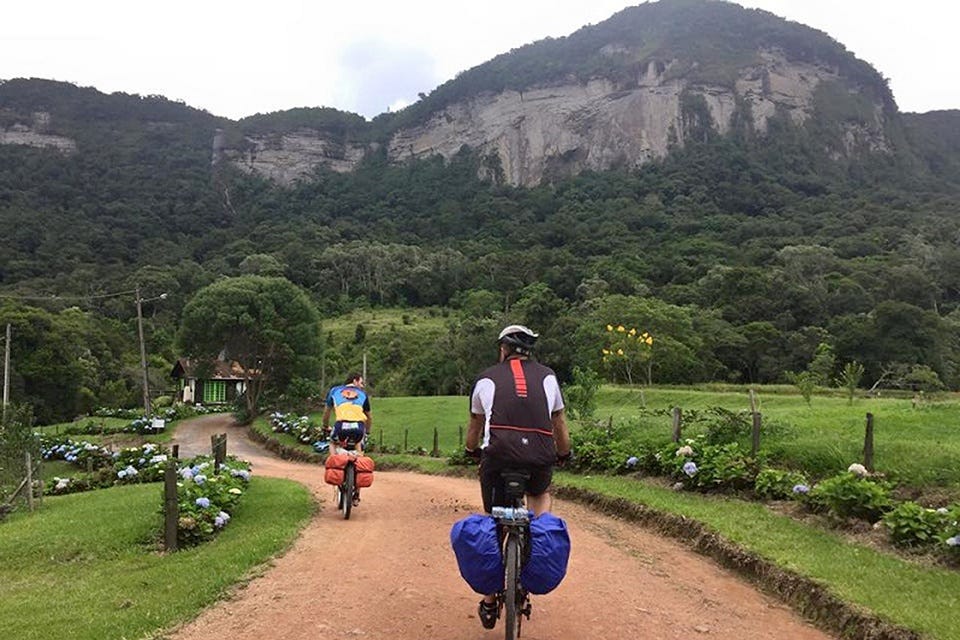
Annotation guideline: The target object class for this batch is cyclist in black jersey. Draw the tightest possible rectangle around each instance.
[464,324,571,630]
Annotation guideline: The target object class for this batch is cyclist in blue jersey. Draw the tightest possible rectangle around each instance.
[323,373,372,502]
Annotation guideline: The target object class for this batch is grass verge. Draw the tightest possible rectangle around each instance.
[0,477,314,640]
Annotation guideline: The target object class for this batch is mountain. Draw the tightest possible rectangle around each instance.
[0,1,941,190]
[212,0,903,187]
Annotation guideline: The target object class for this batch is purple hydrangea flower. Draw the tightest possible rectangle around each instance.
[682,461,698,477]
[626,456,639,468]
[195,497,211,509]
[792,484,810,494]
[193,474,207,485]
[214,516,225,528]
[218,511,230,522]
[946,536,960,547]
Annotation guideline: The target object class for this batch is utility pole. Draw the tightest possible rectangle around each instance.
[2,323,10,422]
[136,285,152,417]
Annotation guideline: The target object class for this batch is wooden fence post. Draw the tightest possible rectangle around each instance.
[864,413,875,472]
[432,427,440,457]
[172,444,179,460]
[458,425,463,448]
[25,452,34,512]
[212,434,226,474]
[163,459,178,552]
[751,412,762,457]
[671,407,682,443]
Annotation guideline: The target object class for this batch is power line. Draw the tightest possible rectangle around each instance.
[0,288,140,302]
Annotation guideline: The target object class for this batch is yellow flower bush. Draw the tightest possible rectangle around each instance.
[602,324,655,385]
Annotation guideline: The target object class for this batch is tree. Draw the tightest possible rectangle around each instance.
[177,276,321,419]
[835,361,864,404]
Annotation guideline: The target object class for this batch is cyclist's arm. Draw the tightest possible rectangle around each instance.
[465,413,484,451]
[552,409,571,457]
[321,404,333,430]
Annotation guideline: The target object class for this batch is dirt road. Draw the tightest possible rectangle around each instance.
[167,415,831,640]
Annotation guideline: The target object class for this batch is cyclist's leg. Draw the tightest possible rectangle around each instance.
[477,459,503,612]
[524,466,554,516]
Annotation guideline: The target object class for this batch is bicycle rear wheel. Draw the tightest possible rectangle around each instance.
[504,533,521,640]
[342,464,355,520]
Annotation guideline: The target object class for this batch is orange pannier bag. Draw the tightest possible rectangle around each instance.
[324,453,349,486]
[356,455,375,488]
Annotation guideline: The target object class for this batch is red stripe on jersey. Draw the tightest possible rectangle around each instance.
[510,358,528,397]
[490,424,554,437]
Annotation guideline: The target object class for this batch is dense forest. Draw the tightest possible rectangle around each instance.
[2,1,960,422]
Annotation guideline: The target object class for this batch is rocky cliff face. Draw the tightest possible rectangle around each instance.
[388,50,888,186]
[215,49,890,187]
[0,112,77,154]
[216,129,371,184]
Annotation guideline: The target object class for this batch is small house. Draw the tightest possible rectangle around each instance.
[170,358,251,405]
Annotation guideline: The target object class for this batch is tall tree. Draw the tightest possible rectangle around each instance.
[177,276,321,418]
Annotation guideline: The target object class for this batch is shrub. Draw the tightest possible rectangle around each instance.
[563,367,601,419]
[568,421,650,473]
[754,467,810,500]
[883,501,950,548]
[658,436,757,492]
[173,456,252,547]
[808,472,892,522]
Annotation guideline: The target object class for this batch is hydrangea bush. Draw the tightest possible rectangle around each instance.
[754,467,810,501]
[656,436,758,491]
[41,437,171,495]
[173,455,251,547]
[807,470,893,522]
[269,412,328,446]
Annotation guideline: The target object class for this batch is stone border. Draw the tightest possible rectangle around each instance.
[553,486,921,640]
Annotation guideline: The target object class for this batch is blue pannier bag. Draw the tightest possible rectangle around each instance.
[520,512,571,594]
[450,514,503,594]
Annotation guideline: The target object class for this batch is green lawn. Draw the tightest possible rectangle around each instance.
[0,477,314,640]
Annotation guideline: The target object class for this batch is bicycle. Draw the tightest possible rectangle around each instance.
[490,470,533,640]
[330,444,361,520]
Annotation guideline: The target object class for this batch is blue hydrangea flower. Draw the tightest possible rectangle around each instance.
[180,468,194,480]
[193,474,207,485]
[946,536,960,547]
[218,510,230,522]
[214,516,225,528]
[792,484,810,494]
[195,497,211,509]
[117,469,127,478]
[682,461,698,477]
[626,456,639,468]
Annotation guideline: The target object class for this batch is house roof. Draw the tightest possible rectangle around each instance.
[171,358,254,381]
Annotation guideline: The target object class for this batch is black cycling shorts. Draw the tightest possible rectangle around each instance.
[479,457,553,513]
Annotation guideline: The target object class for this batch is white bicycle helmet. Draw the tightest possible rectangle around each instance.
[497,324,539,352]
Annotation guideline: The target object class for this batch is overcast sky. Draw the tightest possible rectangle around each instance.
[1,1,956,120]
